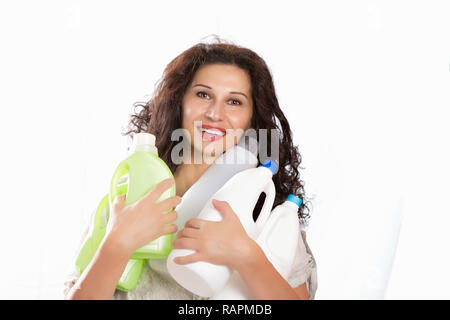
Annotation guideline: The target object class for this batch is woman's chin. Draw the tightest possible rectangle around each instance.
[191,140,233,161]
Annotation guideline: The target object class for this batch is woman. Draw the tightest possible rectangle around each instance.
[64,37,317,300]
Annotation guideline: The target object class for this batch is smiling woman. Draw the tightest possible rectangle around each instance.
[124,38,310,223]
[181,64,254,160]
[64,36,317,300]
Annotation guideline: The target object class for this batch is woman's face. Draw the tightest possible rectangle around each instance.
[181,63,253,161]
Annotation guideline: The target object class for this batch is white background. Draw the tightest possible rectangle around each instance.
[0,0,448,299]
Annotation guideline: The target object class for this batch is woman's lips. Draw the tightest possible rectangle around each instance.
[196,125,227,142]
[201,124,226,133]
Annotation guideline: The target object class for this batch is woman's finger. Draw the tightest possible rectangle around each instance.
[162,224,178,235]
[172,237,200,251]
[157,196,182,213]
[162,210,178,224]
[185,218,207,230]
[173,252,203,265]
[175,228,183,240]
[143,178,175,205]
[112,194,126,210]
[180,226,201,239]
[212,199,235,220]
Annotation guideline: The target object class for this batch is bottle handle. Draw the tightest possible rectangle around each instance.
[93,193,110,230]
[109,162,129,205]
[97,184,128,230]
[255,181,276,236]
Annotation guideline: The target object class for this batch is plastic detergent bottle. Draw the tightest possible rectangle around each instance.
[109,132,176,259]
[173,135,259,234]
[75,182,145,291]
[147,135,259,276]
[167,160,278,298]
[211,194,302,300]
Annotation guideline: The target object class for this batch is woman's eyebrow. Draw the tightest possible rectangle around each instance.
[193,83,248,100]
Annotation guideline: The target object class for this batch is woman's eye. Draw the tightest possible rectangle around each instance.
[197,91,209,99]
[196,91,241,105]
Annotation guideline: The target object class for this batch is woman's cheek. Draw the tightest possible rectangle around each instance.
[229,109,252,132]
[232,105,253,125]
[182,102,196,124]
[182,103,201,132]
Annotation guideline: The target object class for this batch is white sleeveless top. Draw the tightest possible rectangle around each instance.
[63,213,318,300]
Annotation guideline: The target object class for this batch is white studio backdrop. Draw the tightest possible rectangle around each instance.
[0,0,448,299]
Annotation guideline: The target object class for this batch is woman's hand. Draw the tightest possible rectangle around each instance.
[106,178,181,256]
[172,199,258,271]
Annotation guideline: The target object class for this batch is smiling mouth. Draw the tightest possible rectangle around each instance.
[196,125,227,141]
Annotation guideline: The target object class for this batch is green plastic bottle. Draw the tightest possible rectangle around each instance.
[109,132,176,259]
[75,183,145,292]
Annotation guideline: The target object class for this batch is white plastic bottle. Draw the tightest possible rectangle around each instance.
[148,135,259,275]
[166,160,278,297]
[173,135,259,233]
[211,194,302,300]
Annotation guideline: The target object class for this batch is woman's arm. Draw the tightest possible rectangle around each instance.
[65,235,132,300]
[65,178,180,300]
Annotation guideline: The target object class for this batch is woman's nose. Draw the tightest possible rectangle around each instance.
[204,103,224,122]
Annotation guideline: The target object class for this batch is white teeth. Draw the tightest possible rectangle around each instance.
[199,127,226,136]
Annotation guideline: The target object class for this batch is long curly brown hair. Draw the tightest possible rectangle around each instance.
[123,36,311,225]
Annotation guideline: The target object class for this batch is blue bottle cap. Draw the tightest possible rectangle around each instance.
[260,159,278,175]
[286,194,302,207]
